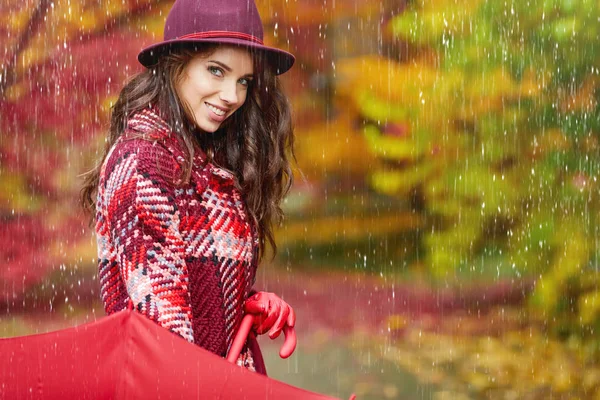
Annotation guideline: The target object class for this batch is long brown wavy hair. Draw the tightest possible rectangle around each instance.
[81,44,295,260]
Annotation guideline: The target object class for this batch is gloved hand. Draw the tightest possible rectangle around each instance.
[243,291,296,340]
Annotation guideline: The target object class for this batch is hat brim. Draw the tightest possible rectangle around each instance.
[138,38,295,75]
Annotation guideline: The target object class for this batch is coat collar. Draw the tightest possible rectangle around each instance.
[126,106,172,138]
[125,106,217,193]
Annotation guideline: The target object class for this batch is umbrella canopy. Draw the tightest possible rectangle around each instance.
[0,310,338,399]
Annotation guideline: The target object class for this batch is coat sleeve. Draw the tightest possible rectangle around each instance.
[101,140,194,343]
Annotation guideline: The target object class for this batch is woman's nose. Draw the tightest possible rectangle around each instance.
[219,81,239,105]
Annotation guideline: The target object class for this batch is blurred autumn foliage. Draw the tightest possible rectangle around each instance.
[336,0,600,339]
[2,0,600,359]
[0,0,173,310]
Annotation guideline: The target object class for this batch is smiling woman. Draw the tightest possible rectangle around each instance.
[80,0,297,375]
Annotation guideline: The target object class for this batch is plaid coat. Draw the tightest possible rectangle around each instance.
[95,107,264,372]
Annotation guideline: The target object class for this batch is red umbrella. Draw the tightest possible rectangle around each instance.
[0,310,339,399]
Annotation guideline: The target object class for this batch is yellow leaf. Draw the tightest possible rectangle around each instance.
[5,7,30,31]
[370,164,438,196]
[294,118,376,178]
[579,291,600,325]
[416,0,482,12]
[386,315,408,331]
[363,125,424,161]
[0,170,42,213]
[277,212,423,246]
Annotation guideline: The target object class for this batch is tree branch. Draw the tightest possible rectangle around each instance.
[1,0,171,95]
[0,0,51,97]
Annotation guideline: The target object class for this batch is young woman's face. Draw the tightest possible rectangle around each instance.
[176,46,254,133]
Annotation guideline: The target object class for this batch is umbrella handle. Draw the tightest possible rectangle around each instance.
[226,314,255,363]
[226,314,297,363]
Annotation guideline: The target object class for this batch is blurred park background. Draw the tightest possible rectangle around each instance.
[2,0,600,398]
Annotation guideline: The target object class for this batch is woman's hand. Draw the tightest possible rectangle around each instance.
[243,291,295,340]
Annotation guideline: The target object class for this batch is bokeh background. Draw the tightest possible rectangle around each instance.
[2,0,600,398]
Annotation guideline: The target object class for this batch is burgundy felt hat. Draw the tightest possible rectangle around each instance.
[138,0,295,75]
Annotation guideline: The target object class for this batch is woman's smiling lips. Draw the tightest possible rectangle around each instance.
[205,102,229,122]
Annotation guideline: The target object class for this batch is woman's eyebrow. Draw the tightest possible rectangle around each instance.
[208,60,254,78]
[208,60,232,72]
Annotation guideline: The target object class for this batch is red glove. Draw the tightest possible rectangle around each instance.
[243,292,296,340]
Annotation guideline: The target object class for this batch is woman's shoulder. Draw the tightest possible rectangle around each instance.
[100,136,182,188]
[102,108,183,172]
[126,106,172,138]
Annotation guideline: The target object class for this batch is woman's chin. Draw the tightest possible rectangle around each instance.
[194,118,222,133]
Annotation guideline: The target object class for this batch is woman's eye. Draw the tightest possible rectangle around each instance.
[208,66,223,77]
[238,78,251,87]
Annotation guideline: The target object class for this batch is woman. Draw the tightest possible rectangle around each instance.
[81,0,296,374]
